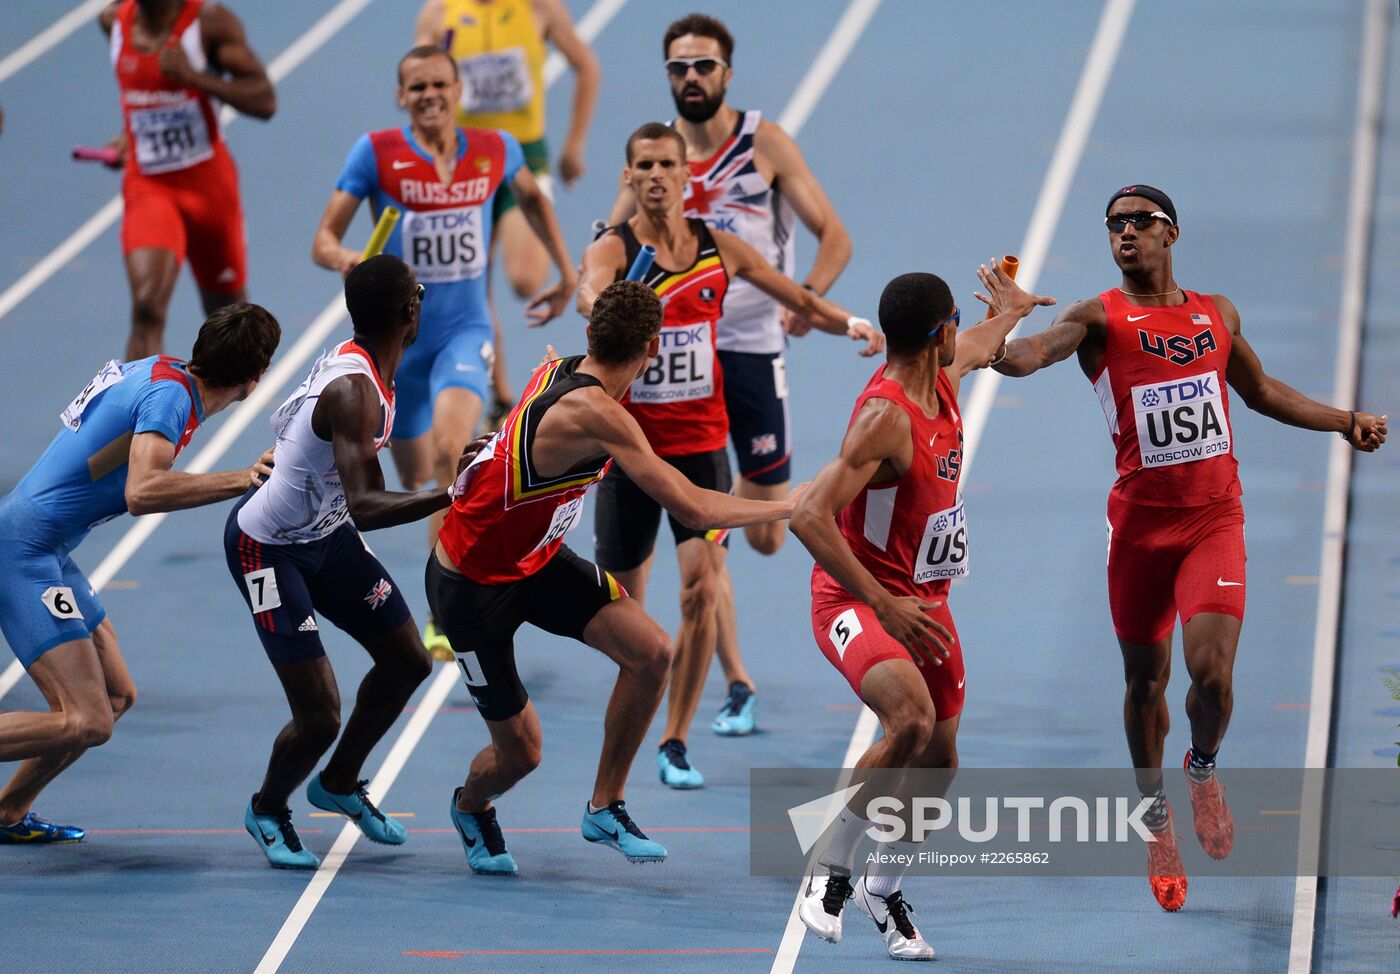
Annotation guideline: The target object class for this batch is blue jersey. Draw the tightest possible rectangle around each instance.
[16,356,205,547]
[336,125,524,344]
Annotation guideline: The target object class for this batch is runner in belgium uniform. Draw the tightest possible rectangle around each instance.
[101,0,276,361]
[426,280,799,874]
[793,266,1053,962]
[992,184,1388,911]
[580,123,879,790]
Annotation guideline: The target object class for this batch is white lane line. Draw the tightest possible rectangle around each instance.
[0,0,109,85]
[1287,2,1391,971]
[0,0,381,326]
[769,2,1136,971]
[776,0,883,135]
[247,2,631,968]
[252,664,458,974]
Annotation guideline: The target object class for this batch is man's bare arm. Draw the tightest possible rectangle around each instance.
[538,0,599,186]
[575,232,626,317]
[413,0,445,45]
[163,5,276,119]
[755,121,851,295]
[125,432,268,516]
[512,168,577,325]
[312,191,364,275]
[319,376,452,530]
[992,298,1102,378]
[714,231,883,355]
[950,262,1056,393]
[1222,295,1388,449]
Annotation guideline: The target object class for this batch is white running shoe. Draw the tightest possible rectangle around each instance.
[853,876,935,961]
[799,872,853,943]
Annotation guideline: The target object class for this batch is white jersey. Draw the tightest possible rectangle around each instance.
[237,341,395,544]
[680,110,797,355]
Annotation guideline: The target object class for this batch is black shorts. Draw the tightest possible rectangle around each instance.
[592,448,732,573]
[719,349,792,485]
[224,492,411,666]
[424,545,625,722]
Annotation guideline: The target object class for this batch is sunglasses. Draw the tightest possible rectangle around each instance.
[665,56,728,78]
[1105,210,1174,232]
[928,308,960,337]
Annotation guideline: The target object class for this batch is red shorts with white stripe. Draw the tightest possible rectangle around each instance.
[121,145,247,293]
[1106,494,1246,646]
[811,580,965,720]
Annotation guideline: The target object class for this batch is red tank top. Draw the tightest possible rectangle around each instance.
[438,357,611,584]
[812,365,967,603]
[1092,289,1240,506]
[615,220,730,456]
[110,0,226,177]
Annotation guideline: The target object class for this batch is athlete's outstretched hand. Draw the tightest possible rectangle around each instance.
[781,307,814,338]
[973,261,1055,319]
[248,447,276,488]
[782,481,811,515]
[846,317,885,357]
[525,276,576,327]
[875,595,953,668]
[1348,411,1387,452]
[102,131,129,170]
[538,344,561,367]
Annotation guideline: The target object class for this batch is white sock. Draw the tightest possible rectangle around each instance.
[863,839,922,898]
[816,808,868,876]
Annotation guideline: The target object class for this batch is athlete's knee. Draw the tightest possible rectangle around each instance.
[64,708,115,750]
[629,630,675,684]
[296,706,341,751]
[678,569,720,620]
[1124,671,1167,709]
[129,287,169,329]
[399,643,433,688]
[1190,658,1234,706]
[505,255,548,299]
[497,734,543,779]
[886,703,937,762]
[746,522,785,556]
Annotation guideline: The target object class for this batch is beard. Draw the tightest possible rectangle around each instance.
[671,83,725,123]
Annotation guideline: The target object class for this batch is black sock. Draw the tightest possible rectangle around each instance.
[1188,745,1217,770]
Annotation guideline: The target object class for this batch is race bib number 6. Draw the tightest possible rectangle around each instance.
[1132,371,1230,468]
[913,500,969,583]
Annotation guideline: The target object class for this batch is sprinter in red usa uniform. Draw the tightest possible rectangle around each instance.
[994,184,1388,912]
[792,265,1053,962]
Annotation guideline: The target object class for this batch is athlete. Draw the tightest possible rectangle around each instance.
[608,13,854,737]
[792,266,1053,961]
[414,0,600,418]
[100,0,276,362]
[427,280,800,872]
[312,45,575,662]
[992,185,1388,911]
[580,123,878,789]
[226,257,484,869]
[0,305,279,843]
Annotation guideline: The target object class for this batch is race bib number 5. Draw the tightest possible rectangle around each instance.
[631,321,714,404]
[1132,371,1230,468]
[913,501,969,583]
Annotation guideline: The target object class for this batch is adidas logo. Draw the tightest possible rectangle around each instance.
[298,616,318,632]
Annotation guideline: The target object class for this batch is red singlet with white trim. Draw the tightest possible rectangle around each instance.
[812,365,967,603]
[439,356,611,584]
[1091,289,1241,506]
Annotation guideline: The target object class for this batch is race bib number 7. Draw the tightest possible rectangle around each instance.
[1132,371,1230,468]
[913,500,969,583]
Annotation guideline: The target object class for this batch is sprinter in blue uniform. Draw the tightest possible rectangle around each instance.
[0,304,279,844]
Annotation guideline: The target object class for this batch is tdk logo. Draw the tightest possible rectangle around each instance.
[1138,327,1216,366]
[1139,376,1215,409]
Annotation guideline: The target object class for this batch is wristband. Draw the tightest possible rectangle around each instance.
[1341,409,1357,441]
[846,315,871,336]
[990,343,1007,367]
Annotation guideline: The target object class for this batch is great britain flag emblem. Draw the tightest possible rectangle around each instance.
[364,578,394,610]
